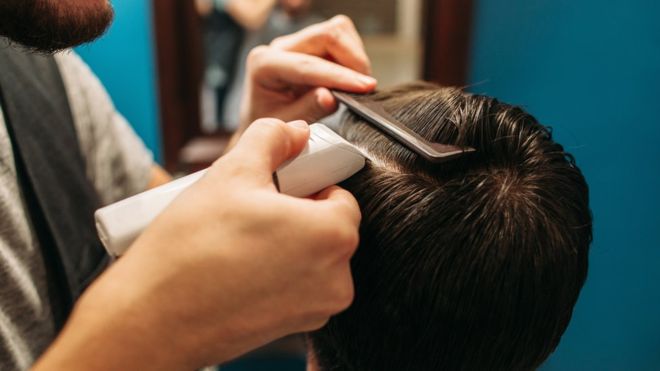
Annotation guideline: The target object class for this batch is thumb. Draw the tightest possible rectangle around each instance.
[223,118,310,180]
[276,88,338,123]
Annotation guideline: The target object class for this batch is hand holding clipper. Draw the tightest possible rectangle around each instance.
[95,123,365,257]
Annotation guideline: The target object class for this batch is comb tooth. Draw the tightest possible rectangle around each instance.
[429,143,476,154]
[331,90,476,163]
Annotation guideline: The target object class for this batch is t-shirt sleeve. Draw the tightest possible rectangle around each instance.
[54,51,154,206]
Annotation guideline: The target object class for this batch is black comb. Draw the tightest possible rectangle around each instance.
[332,90,476,163]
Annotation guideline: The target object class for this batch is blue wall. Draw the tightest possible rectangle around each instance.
[469,1,660,369]
[76,0,161,161]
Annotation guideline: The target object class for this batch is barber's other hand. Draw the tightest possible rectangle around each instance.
[35,119,360,370]
[239,15,376,130]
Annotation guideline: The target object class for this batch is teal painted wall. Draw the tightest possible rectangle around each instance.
[469,1,660,369]
[76,0,161,161]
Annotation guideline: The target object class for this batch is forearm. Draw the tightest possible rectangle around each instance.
[32,263,194,370]
[33,221,280,370]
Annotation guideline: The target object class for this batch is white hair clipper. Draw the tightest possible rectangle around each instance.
[95,123,366,257]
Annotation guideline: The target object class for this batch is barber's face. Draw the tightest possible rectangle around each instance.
[0,0,114,53]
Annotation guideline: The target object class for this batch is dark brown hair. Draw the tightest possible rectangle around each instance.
[309,82,592,370]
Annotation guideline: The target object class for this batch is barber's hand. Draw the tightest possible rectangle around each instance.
[34,119,360,371]
[239,15,376,131]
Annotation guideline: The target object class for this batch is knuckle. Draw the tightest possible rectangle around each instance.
[304,316,331,332]
[331,14,353,28]
[323,28,341,47]
[338,226,360,252]
[327,206,360,245]
[269,36,286,49]
[297,58,316,85]
[308,23,326,37]
[246,45,269,68]
[358,53,371,66]
[334,280,355,311]
[300,276,355,331]
[321,220,359,255]
[250,118,287,138]
[252,117,286,128]
[253,118,290,150]
[264,118,288,136]
[318,277,355,317]
[299,56,314,69]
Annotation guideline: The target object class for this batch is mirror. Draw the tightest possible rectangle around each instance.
[152,0,472,173]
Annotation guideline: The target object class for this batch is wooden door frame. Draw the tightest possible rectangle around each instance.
[423,0,475,87]
[152,0,204,172]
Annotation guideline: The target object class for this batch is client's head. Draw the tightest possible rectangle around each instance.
[309,82,592,371]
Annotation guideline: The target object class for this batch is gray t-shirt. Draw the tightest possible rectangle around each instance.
[0,51,153,370]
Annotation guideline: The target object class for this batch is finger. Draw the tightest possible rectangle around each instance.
[273,88,338,123]
[313,185,362,226]
[224,118,310,178]
[270,15,372,75]
[252,49,377,93]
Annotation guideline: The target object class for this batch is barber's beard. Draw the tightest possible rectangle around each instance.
[0,0,114,53]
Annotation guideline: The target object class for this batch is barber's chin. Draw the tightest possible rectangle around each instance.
[0,0,114,53]
[41,0,115,52]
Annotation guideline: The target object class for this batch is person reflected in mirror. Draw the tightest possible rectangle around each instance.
[221,0,322,131]
[196,0,279,130]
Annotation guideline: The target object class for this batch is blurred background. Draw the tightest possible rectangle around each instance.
[75,0,659,369]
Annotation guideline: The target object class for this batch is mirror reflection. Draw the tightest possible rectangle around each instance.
[157,0,432,173]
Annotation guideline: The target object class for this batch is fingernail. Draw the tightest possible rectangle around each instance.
[288,120,308,129]
[358,75,377,86]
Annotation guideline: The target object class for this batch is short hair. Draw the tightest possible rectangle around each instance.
[309,82,592,370]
